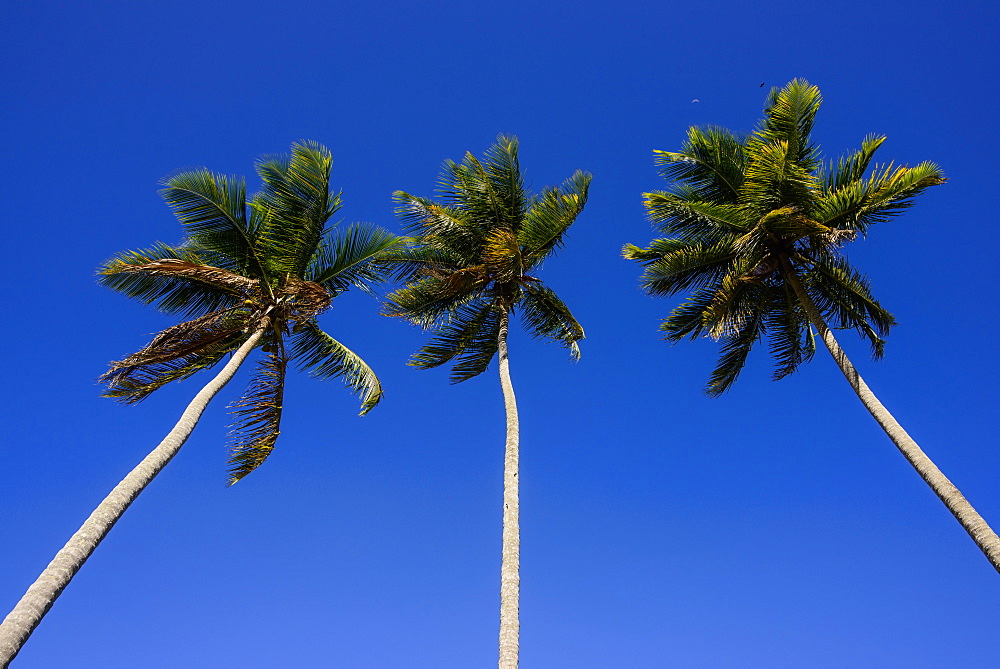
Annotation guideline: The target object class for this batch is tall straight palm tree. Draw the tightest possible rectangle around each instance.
[0,141,401,666]
[385,135,590,668]
[623,79,1000,573]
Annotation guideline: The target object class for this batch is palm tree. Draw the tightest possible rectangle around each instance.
[0,141,401,666]
[623,79,1000,573]
[385,135,590,668]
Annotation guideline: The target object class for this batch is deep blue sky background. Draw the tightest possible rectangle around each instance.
[3,1,999,666]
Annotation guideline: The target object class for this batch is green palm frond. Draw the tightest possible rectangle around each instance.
[624,238,740,295]
[288,323,383,414]
[701,260,763,339]
[436,137,524,233]
[409,297,503,383]
[804,257,894,358]
[98,242,239,317]
[384,273,486,327]
[706,298,768,396]
[643,193,746,239]
[307,224,404,297]
[816,161,945,233]
[757,78,822,169]
[740,139,819,218]
[661,286,722,341]
[519,170,591,269]
[256,141,342,278]
[479,134,526,229]
[654,125,746,203]
[393,191,485,263]
[517,283,584,359]
[227,348,287,485]
[818,134,886,192]
[376,241,468,285]
[766,284,815,380]
[160,170,267,280]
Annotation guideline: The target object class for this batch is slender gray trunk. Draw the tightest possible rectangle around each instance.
[496,312,520,669]
[0,329,265,667]
[782,266,1000,573]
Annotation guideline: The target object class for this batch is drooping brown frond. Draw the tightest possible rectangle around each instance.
[102,333,244,403]
[105,309,242,375]
[227,348,287,484]
[280,277,331,326]
[114,259,260,295]
[102,308,250,402]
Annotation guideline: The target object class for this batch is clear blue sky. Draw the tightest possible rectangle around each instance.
[3,1,999,666]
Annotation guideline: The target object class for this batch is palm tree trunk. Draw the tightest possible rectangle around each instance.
[0,329,265,667]
[496,312,520,669]
[782,265,1000,573]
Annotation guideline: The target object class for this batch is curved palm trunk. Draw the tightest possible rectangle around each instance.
[782,267,1000,573]
[0,329,265,667]
[496,312,520,669]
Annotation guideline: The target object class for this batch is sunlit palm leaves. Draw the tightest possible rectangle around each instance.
[624,79,945,395]
[385,135,590,381]
[100,141,401,483]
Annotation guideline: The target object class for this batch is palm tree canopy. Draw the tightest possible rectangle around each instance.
[624,79,945,395]
[99,141,402,483]
[384,135,591,382]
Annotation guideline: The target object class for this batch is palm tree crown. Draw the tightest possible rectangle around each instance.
[101,141,400,483]
[385,134,590,377]
[624,79,944,394]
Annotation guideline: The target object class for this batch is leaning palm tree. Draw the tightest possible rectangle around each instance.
[0,141,401,666]
[385,135,590,668]
[623,79,1000,573]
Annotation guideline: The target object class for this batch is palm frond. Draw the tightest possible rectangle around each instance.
[654,125,746,203]
[815,161,945,234]
[393,191,484,263]
[307,224,404,297]
[384,273,486,327]
[701,261,762,339]
[643,192,746,239]
[766,283,815,380]
[624,237,740,295]
[661,285,722,341]
[480,134,526,230]
[410,296,503,383]
[519,170,591,269]
[256,141,341,278]
[160,170,267,280]
[517,282,584,359]
[818,134,886,192]
[227,348,287,484]
[740,139,820,219]
[98,242,239,317]
[803,256,895,358]
[706,299,768,396]
[288,323,383,414]
[375,240,468,285]
[757,78,822,169]
[483,228,522,283]
[102,309,249,402]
